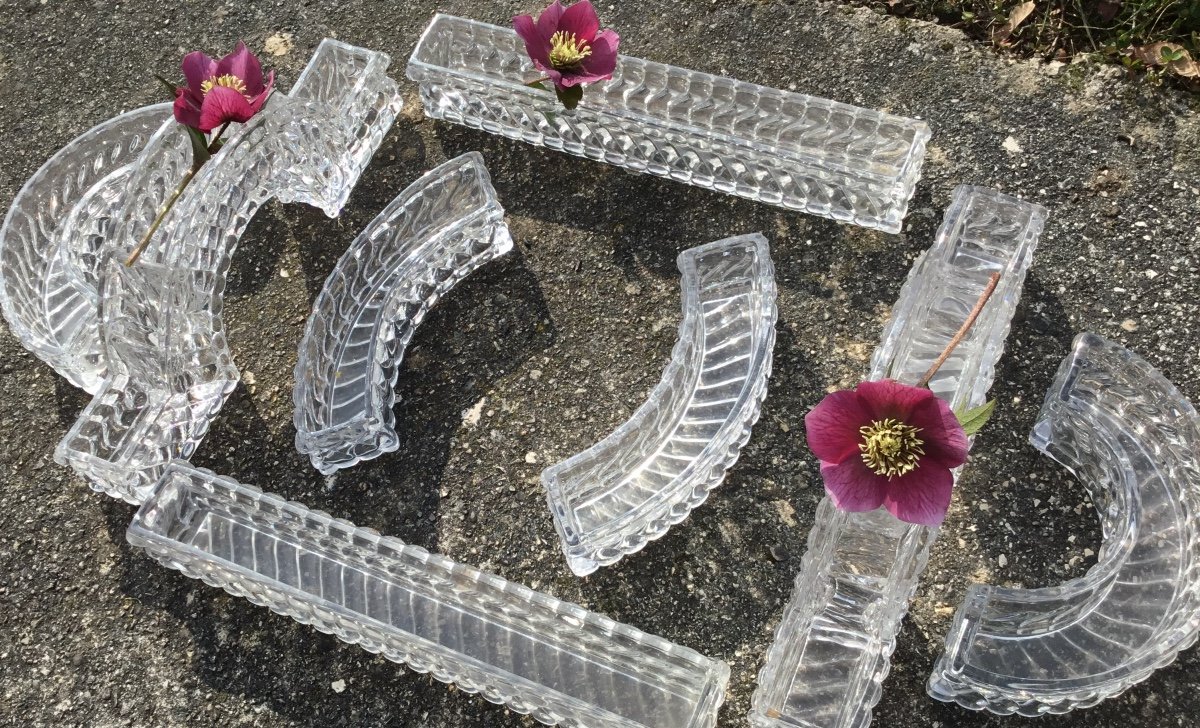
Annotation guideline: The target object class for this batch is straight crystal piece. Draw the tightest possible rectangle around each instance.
[541,234,777,575]
[128,463,731,728]
[749,186,1047,728]
[928,333,1200,715]
[407,15,930,234]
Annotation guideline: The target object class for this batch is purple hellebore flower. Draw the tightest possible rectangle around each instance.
[804,379,969,527]
[513,1,620,91]
[173,41,275,133]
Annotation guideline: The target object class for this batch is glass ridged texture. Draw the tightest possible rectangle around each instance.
[128,463,730,728]
[541,234,777,576]
[52,40,402,504]
[406,15,930,234]
[293,153,512,474]
[927,333,1200,715]
[0,103,173,392]
[749,186,1048,728]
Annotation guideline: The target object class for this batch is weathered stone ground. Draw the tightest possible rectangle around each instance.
[1,1,1198,726]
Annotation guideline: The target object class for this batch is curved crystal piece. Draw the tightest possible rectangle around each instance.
[541,234,777,576]
[927,333,1200,716]
[407,15,930,234]
[129,463,730,728]
[53,40,402,504]
[293,152,512,474]
[0,103,172,392]
[750,186,1048,728]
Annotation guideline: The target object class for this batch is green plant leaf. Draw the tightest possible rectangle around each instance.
[555,84,583,110]
[527,81,548,92]
[153,73,178,98]
[955,399,996,437]
[1162,46,1185,62]
[185,126,212,170]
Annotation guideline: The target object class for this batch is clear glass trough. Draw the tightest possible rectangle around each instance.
[128,462,731,728]
[541,234,777,576]
[927,333,1200,715]
[31,40,403,504]
[407,14,930,234]
[293,152,513,474]
[749,186,1048,728]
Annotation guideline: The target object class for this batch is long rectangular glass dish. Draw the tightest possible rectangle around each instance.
[406,14,930,234]
[749,186,1047,728]
[128,463,730,728]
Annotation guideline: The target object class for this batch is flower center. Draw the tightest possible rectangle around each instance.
[200,74,249,98]
[548,31,592,70]
[859,418,925,479]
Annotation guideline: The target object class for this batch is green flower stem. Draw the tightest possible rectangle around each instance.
[915,272,1002,388]
[124,123,230,267]
[123,166,198,266]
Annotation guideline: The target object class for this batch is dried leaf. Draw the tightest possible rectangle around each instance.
[264,32,294,57]
[992,2,1036,45]
[1095,0,1121,22]
[1131,42,1200,78]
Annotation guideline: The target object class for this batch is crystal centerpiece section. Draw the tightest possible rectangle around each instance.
[129,463,730,728]
[749,186,1048,728]
[407,14,930,234]
[0,103,172,392]
[541,234,777,576]
[928,333,1200,715]
[293,153,512,474]
[53,40,402,504]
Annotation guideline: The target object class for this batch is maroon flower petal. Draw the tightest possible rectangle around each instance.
[514,14,553,68]
[579,28,619,79]
[172,87,203,128]
[882,464,954,526]
[181,51,217,97]
[905,396,969,468]
[536,0,566,39]
[856,378,935,422]
[545,69,569,89]
[805,389,871,465]
[820,458,888,512]
[216,41,264,95]
[558,0,600,41]
[555,69,599,87]
[245,71,276,114]
[198,85,254,132]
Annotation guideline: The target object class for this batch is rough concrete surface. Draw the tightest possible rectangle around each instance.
[1,0,1198,726]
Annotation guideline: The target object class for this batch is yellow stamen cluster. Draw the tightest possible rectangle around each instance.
[549,31,592,70]
[200,74,249,98]
[859,418,925,479]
